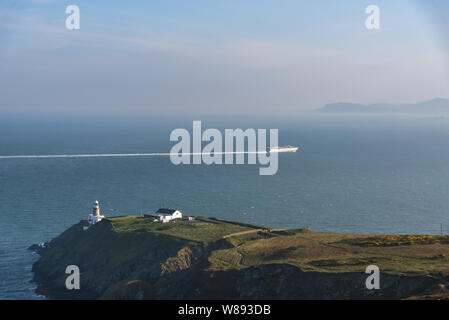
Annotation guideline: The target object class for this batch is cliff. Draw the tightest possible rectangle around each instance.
[30,216,449,299]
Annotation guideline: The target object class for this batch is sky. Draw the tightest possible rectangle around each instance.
[0,0,449,116]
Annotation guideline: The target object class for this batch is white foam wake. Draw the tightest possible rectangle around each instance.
[0,151,268,159]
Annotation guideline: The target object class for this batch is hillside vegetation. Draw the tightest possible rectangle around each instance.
[31,216,449,299]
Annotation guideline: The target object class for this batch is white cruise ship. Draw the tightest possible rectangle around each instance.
[269,146,299,153]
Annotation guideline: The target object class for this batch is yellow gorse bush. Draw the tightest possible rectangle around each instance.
[345,235,449,247]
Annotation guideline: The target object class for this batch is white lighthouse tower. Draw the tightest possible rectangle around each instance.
[84,200,105,230]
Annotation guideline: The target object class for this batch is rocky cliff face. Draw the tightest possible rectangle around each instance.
[215,264,440,299]
[30,219,446,300]
[98,263,442,300]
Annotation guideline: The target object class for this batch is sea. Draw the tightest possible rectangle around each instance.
[1,113,449,299]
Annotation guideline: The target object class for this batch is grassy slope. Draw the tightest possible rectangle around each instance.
[33,216,449,299]
[57,216,449,276]
[108,216,256,242]
[207,230,449,276]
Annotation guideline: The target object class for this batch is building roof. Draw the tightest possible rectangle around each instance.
[156,208,178,215]
[143,213,159,217]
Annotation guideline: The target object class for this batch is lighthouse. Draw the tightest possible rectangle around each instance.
[84,200,105,230]
[93,200,100,216]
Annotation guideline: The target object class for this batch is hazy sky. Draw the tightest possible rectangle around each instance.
[0,0,449,116]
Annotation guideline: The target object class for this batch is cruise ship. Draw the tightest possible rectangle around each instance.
[269,146,299,153]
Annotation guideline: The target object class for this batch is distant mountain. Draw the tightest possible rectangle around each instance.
[317,98,449,114]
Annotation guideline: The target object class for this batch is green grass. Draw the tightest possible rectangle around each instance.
[208,249,243,270]
[203,231,449,275]
[87,218,449,276]
[341,235,449,247]
[35,215,449,300]
[108,216,253,242]
[44,216,449,280]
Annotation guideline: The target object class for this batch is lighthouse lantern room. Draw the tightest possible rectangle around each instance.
[84,200,105,230]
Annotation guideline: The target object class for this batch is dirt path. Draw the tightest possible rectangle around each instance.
[222,228,287,267]
[222,229,264,239]
[222,227,289,239]
[235,249,244,266]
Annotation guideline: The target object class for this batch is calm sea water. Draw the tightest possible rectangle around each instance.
[2,114,449,299]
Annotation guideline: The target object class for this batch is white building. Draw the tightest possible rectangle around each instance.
[83,200,105,230]
[144,208,182,223]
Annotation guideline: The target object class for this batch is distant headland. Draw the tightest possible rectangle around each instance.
[317,98,449,114]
